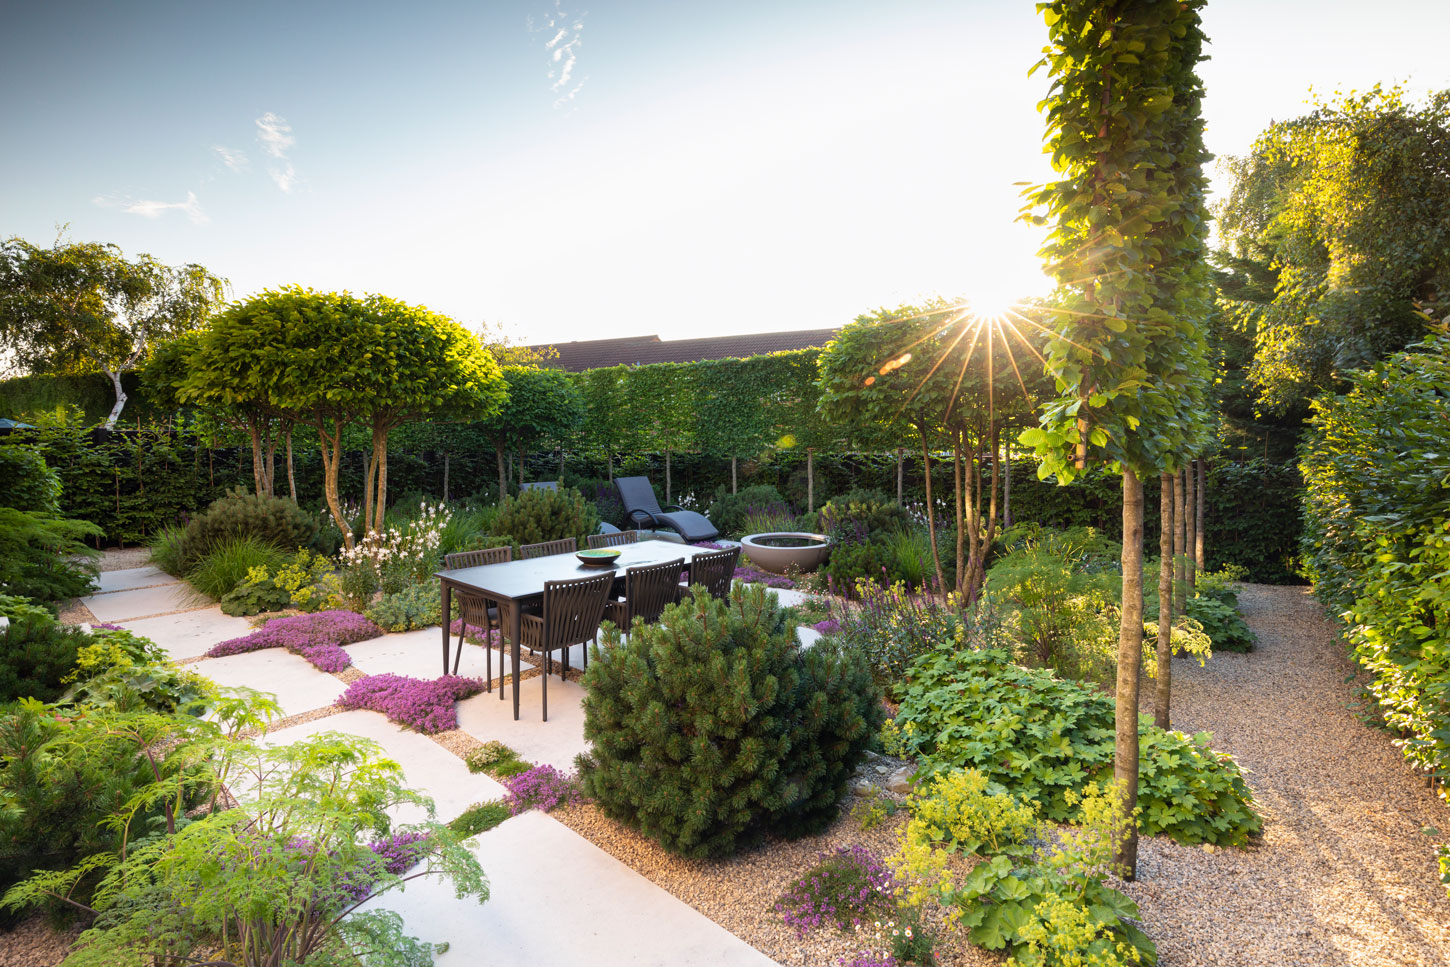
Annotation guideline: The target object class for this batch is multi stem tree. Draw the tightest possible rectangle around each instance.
[1020,0,1213,876]
[476,365,584,499]
[184,287,505,547]
[0,237,225,429]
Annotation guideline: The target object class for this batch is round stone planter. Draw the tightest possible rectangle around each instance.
[739,532,833,574]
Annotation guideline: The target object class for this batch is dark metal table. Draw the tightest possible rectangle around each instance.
[436,539,718,720]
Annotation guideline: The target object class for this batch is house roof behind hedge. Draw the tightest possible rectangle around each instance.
[532,328,839,371]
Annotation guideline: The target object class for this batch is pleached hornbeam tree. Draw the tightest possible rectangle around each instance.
[1021,0,1214,877]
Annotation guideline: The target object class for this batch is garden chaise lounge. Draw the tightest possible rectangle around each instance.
[614,476,720,542]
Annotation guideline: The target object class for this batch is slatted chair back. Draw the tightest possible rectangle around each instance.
[687,545,740,600]
[587,530,639,549]
[520,537,578,560]
[538,571,616,650]
[616,557,686,627]
[444,547,513,569]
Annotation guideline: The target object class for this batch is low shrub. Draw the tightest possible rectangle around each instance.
[0,507,100,605]
[207,610,381,672]
[0,612,87,703]
[448,800,511,837]
[220,549,336,616]
[465,740,520,774]
[775,845,899,936]
[578,581,883,858]
[176,488,321,570]
[148,524,189,576]
[493,486,599,549]
[187,537,289,601]
[337,673,483,733]
[816,491,924,593]
[894,647,1261,846]
[0,444,61,514]
[365,581,442,632]
[706,484,788,537]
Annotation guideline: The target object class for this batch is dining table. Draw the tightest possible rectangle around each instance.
[435,539,721,720]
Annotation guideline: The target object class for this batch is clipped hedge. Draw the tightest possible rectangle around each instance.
[1302,335,1450,807]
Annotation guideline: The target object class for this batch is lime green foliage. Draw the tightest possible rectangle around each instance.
[61,628,216,715]
[449,800,511,837]
[0,444,61,514]
[489,758,532,779]
[1301,335,1450,887]
[366,582,442,633]
[851,794,901,831]
[493,486,599,548]
[894,649,1260,845]
[4,727,486,967]
[221,548,336,617]
[0,506,100,605]
[465,741,520,774]
[186,537,290,601]
[578,582,882,858]
[1216,87,1450,412]
[1143,563,1255,653]
[0,594,53,625]
[896,781,1154,967]
[1141,619,1212,680]
[817,490,924,593]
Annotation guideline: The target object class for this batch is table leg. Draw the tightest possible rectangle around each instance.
[441,582,452,676]
[510,602,522,721]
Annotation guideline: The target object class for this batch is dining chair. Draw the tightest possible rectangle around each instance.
[679,545,741,602]
[443,547,513,683]
[586,530,639,549]
[519,570,616,720]
[606,557,686,630]
[520,537,578,559]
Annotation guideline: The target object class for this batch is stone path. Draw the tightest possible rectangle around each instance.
[74,564,779,967]
[1126,584,1450,967]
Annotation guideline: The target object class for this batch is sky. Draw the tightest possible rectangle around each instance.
[3,0,1448,347]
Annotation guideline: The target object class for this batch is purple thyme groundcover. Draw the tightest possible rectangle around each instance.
[206,610,382,672]
[337,673,483,733]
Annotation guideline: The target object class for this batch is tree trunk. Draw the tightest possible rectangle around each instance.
[1195,457,1206,573]
[607,453,612,483]
[285,423,296,500]
[665,449,672,504]
[920,433,945,596]
[1003,443,1013,529]
[1173,467,1187,613]
[518,446,526,486]
[371,426,389,537]
[102,369,128,430]
[953,432,966,598]
[248,421,266,497]
[443,451,450,504]
[1115,468,1144,878]
[1155,472,1175,730]
[496,446,508,503]
[807,449,815,512]
[731,456,738,494]
[317,421,351,550]
[362,448,375,535]
[262,423,279,500]
[896,448,904,504]
[1184,456,1197,593]
[559,447,565,478]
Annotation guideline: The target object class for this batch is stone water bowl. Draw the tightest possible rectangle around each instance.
[739,532,833,574]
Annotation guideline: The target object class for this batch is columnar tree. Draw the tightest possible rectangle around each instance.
[476,365,584,499]
[692,356,778,494]
[0,238,225,428]
[1021,0,1213,876]
[184,287,505,546]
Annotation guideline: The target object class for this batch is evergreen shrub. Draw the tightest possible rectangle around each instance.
[0,611,88,703]
[365,581,442,632]
[493,486,599,548]
[0,507,100,605]
[577,581,883,858]
[0,444,61,514]
[706,484,789,537]
[174,488,321,573]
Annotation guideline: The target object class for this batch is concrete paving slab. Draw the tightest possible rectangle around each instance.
[796,627,821,649]
[266,709,506,823]
[190,649,346,717]
[119,608,256,661]
[347,629,534,681]
[768,587,811,608]
[84,581,202,622]
[367,811,776,967]
[94,565,178,593]
[456,676,590,772]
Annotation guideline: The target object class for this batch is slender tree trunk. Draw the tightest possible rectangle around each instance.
[920,433,945,596]
[443,451,450,503]
[248,421,266,496]
[1173,467,1187,612]
[1003,443,1013,529]
[102,369,127,430]
[731,456,738,494]
[285,424,296,500]
[496,446,508,503]
[317,420,351,550]
[665,449,672,504]
[1115,468,1144,878]
[807,448,816,512]
[1195,457,1206,573]
[262,423,279,499]
[980,423,1000,603]
[362,448,374,535]
[896,448,904,504]
[518,445,526,486]
[607,453,612,483]
[1184,456,1197,593]
[1155,473,1175,729]
[559,447,565,479]
[953,432,966,597]
[371,427,389,537]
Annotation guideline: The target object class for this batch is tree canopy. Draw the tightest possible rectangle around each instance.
[1215,86,1450,413]
[0,237,225,428]
[477,365,585,497]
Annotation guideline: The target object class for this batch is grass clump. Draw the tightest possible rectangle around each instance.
[185,537,289,600]
[448,800,511,837]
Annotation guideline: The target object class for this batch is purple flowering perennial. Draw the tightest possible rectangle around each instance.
[775,845,899,938]
[503,764,578,815]
[811,618,842,635]
[206,610,382,671]
[734,564,796,589]
[337,673,483,733]
[839,955,897,967]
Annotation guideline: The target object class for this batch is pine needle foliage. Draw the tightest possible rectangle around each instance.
[577,581,883,858]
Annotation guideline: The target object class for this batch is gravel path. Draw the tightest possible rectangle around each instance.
[1127,583,1450,967]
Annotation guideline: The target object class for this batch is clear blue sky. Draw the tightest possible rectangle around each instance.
[3,0,1447,345]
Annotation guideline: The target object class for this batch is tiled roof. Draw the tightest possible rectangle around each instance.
[533,328,840,372]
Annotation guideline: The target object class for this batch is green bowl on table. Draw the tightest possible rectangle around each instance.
[576,548,621,567]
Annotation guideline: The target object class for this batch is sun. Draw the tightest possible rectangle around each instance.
[966,285,1021,322]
